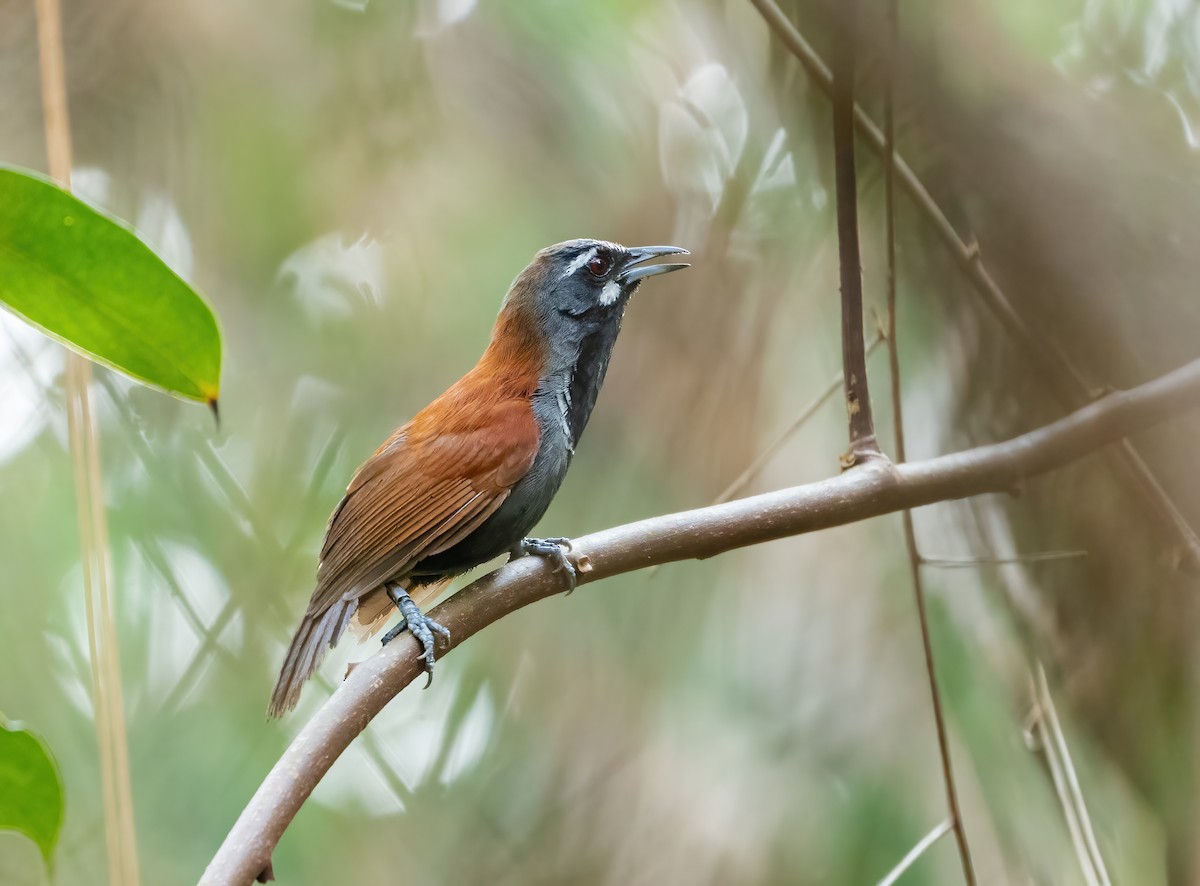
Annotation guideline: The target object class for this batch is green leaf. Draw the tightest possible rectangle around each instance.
[0,717,64,868]
[0,166,221,404]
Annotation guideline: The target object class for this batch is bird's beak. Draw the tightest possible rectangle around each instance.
[617,245,690,285]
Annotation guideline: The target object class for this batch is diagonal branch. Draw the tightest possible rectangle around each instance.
[714,332,884,507]
[203,356,1200,885]
[877,819,953,886]
[646,334,882,581]
[747,0,1200,567]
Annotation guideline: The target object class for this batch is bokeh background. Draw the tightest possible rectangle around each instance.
[2,0,1200,883]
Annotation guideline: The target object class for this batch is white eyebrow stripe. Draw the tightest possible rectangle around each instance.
[560,247,597,279]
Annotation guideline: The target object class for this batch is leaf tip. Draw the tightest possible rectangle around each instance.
[207,397,221,429]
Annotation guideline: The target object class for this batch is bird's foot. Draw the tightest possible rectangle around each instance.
[512,536,577,593]
[382,586,450,689]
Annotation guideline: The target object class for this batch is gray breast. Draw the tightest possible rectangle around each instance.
[409,385,573,577]
[411,323,623,578]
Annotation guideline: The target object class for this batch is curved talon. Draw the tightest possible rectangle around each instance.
[517,536,578,593]
[381,585,450,688]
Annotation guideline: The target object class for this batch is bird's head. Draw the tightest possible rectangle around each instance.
[528,239,690,315]
[494,239,689,375]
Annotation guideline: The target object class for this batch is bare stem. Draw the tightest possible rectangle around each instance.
[881,2,975,881]
[831,0,879,460]
[1032,665,1111,885]
[203,356,1200,885]
[35,2,141,883]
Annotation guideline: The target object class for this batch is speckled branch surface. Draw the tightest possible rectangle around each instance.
[201,357,1200,886]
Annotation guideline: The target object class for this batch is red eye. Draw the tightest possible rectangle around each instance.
[587,254,611,276]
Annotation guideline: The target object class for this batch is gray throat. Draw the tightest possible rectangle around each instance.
[534,324,622,457]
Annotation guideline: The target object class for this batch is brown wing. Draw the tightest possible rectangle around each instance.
[268,394,539,716]
[313,420,535,609]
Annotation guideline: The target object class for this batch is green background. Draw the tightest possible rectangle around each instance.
[1,0,1196,882]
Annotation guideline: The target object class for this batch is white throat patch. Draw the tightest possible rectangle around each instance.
[599,279,622,306]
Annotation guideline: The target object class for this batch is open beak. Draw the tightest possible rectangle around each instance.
[617,245,690,284]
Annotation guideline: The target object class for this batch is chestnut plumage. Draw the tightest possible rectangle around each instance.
[268,239,689,716]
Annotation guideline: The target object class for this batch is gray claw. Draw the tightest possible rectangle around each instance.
[517,536,578,593]
[381,586,450,688]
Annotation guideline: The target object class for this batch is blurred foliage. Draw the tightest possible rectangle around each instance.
[0,0,1198,883]
[0,167,221,403]
[0,717,64,868]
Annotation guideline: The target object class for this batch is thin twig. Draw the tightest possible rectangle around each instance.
[831,0,880,461]
[881,3,975,880]
[1033,665,1112,886]
[204,355,1200,885]
[35,2,141,883]
[84,362,140,886]
[920,551,1087,568]
[721,333,885,505]
[644,334,883,580]
[746,0,1200,567]
[877,819,953,886]
[64,359,122,886]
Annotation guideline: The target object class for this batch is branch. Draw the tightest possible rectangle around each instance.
[747,0,1200,566]
[831,0,880,460]
[203,356,1200,885]
[714,332,884,506]
[921,551,1087,568]
[881,1,975,880]
[1030,664,1112,885]
[877,819,952,886]
[646,333,882,581]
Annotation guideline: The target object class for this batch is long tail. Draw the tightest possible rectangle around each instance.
[267,600,356,718]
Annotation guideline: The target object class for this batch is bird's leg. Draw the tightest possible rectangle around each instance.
[381,583,450,689]
[511,536,578,593]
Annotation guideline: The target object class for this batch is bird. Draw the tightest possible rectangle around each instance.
[268,239,689,716]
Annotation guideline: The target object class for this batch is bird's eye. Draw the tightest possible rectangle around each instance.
[586,254,612,277]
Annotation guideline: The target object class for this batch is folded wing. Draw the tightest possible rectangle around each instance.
[268,395,539,716]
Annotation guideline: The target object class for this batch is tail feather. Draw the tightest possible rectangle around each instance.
[348,586,394,641]
[268,578,453,718]
[268,600,355,718]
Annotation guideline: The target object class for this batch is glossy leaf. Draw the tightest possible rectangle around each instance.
[0,717,64,867]
[0,166,221,403]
